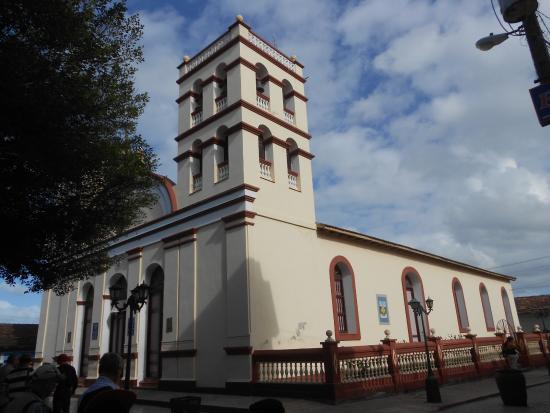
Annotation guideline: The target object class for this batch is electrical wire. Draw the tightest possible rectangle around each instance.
[490,254,550,269]
[491,0,512,33]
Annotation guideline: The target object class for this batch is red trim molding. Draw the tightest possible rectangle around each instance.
[174,100,311,142]
[284,90,308,102]
[452,277,470,334]
[226,56,257,72]
[201,75,222,87]
[222,210,257,223]
[76,300,86,306]
[201,137,225,148]
[161,349,197,358]
[87,354,100,361]
[290,148,315,160]
[479,283,495,332]
[328,256,361,341]
[265,136,289,149]
[401,267,430,343]
[224,346,253,355]
[175,91,200,104]
[102,294,111,300]
[261,75,283,88]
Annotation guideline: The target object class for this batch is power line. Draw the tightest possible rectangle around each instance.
[489,253,550,269]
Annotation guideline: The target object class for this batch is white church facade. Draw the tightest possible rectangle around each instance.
[35,16,523,393]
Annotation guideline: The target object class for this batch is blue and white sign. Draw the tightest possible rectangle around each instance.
[529,83,550,126]
[377,294,390,325]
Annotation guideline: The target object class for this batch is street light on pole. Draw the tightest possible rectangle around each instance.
[408,296,442,403]
[109,282,149,390]
[476,0,550,125]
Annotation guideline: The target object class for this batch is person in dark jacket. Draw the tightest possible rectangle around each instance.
[52,354,77,413]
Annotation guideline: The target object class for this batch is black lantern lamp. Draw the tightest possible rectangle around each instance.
[408,296,441,403]
[109,281,150,390]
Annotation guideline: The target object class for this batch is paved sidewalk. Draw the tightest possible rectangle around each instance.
[72,368,550,412]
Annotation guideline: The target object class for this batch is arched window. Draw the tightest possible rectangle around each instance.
[401,268,428,342]
[329,256,360,341]
[282,80,295,124]
[286,139,300,190]
[255,63,270,111]
[191,140,202,192]
[215,64,228,112]
[501,287,515,330]
[258,126,273,180]
[479,283,495,331]
[146,267,164,379]
[215,126,229,182]
[109,276,127,355]
[191,79,203,126]
[79,285,94,377]
[452,278,469,333]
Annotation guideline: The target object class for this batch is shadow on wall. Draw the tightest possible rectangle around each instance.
[249,258,279,350]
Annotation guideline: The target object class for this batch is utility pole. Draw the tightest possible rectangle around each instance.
[522,10,550,84]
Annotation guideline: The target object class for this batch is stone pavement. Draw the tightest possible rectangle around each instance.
[66,368,550,412]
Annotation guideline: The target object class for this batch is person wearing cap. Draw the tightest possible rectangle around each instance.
[2,364,62,413]
[52,354,77,413]
[77,352,136,413]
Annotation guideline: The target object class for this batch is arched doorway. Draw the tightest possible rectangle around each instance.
[146,267,164,378]
[79,286,94,377]
[109,276,127,356]
[402,268,428,342]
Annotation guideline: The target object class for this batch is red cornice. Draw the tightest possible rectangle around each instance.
[176,91,199,104]
[201,137,225,148]
[222,210,257,223]
[162,228,197,244]
[265,136,289,149]
[202,75,222,87]
[284,90,308,102]
[248,29,304,68]
[261,75,283,88]
[479,283,496,332]
[226,57,256,72]
[76,300,86,306]
[174,100,311,142]
[225,221,255,230]
[173,150,200,163]
[290,148,315,160]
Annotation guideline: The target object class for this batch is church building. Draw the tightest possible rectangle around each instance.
[35,16,520,392]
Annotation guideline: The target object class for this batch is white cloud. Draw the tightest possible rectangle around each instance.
[0,283,27,295]
[0,300,40,324]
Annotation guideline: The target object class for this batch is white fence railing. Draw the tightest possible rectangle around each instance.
[215,96,227,112]
[256,94,270,111]
[288,172,298,190]
[192,174,202,192]
[248,32,298,73]
[191,110,203,126]
[284,110,295,124]
[217,162,229,181]
[260,159,273,180]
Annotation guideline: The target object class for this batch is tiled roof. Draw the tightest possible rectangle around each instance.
[514,295,550,314]
[0,324,38,352]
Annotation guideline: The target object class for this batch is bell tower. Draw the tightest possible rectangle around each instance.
[174,15,316,227]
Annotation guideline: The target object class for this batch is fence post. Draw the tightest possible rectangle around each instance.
[465,333,481,376]
[428,335,445,383]
[515,331,531,367]
[381,332,400,392]
[321,330,340,401]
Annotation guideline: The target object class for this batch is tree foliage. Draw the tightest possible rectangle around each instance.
[0,0,158,293]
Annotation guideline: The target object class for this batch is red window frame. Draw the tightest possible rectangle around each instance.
[329,256,360,341]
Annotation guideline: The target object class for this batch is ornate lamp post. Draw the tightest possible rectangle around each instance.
[109,282,149,390]
[408,296,442,403]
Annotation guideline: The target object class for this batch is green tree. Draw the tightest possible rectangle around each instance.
[0,0,158,293]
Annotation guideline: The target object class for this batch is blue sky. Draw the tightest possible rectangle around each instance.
[4,0,550,323]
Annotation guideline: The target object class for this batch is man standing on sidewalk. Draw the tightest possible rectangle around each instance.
[53,354,77,413]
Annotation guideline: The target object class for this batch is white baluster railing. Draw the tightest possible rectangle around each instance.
[215,96,227,113]
[191,110,203,126]
[248,32,298,72]
[256,93,270,111]
[340,355,391,383]
[288,171,299,190]
[192,174,202,192]
[283,109,295,124]
[442,347,474,368]
[186,33,231,72]
[217,162,229,181]
[478,344,504,363]
[259,159,273,180]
